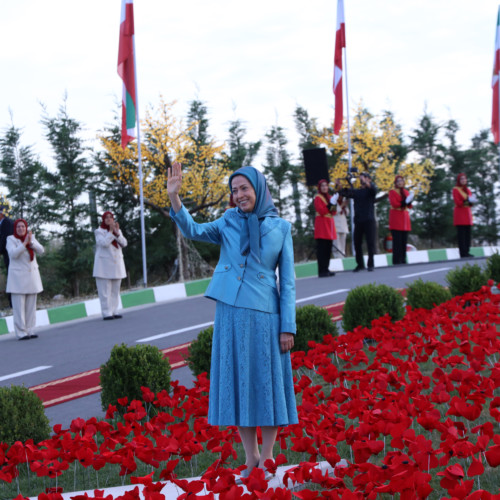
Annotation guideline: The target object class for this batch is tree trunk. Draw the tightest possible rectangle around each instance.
[176,226,184,282]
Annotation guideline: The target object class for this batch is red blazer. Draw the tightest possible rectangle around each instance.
[452,186,473,226]
[389,189,411,231]
[314,194,337,240]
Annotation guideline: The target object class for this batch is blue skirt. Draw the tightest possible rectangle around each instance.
[208,301,298,427]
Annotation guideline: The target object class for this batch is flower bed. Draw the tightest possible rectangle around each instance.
[1,284,500,499]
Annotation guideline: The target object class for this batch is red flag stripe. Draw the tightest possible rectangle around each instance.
[333,0,346,135]
[118,0,137,149]
[492,8,500,144]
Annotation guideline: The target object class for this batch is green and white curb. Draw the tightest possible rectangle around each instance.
[1,246,498,336]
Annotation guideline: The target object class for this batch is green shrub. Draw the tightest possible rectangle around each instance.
[100,343,171,413]
[445,263,489,297]
[405,279,452,310]
[186,305,338,376]
[187,326,213,378]
[486,252,500,284]
[294,304,338,352]
[342,283,405,333]
[0,385,50,445]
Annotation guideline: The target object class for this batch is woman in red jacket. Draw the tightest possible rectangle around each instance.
[314,179,337,277]
[452,173,474,258]
[389,175,413,265]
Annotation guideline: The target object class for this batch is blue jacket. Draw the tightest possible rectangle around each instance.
[171,205,296,334]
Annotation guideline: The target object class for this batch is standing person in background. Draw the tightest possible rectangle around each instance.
[167,162,298,481]
[389,175,414,265]
[0,204,14,307]
[332,193,349,258]
[93,211,127,320]
[6,219,44,340]
[314,179,337,277]
[452,173,475,258]
[336,172,377,272]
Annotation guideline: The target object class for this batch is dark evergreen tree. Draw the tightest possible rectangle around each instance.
[462,130,499,244]
[263,125,292,218]
[0,125,49,232]
[187,99,210,146]
[409,112,454,247]
[224,119,261,172]
[41,100,94,296]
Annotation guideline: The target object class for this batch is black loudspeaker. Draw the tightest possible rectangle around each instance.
[303,148,329,187]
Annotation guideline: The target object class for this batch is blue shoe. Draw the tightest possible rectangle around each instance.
[235,461,259,484]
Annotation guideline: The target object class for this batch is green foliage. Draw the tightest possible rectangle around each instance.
[465,130,499,244]
[0,385,50,445]
[186,326,213,378]
[445,263,489,297]
[223,119,262,173]
[405,279,452,310]
[263,125,294,218]
[294,304,338,352]
[42,99,94,297]
[0,126,49,234]
[100,343,171,413]
[486,252,500,284]
[409,113,454,247]
[342,283,405,333]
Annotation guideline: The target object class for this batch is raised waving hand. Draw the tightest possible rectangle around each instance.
[167,161,183,213]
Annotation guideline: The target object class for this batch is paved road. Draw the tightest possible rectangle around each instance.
[0,256,484,428]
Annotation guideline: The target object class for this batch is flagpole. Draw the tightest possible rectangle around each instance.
[493,36,500,176]
[133,34,148,288]
[342,5,355,256]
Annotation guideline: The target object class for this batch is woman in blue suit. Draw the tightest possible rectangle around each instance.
[167,162,298,478]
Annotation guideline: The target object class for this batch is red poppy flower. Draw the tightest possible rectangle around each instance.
[117,396,129,407]
[467,457,484,477]
[485,444,500,467]
[292,490,322,500]
[262,453,287,474]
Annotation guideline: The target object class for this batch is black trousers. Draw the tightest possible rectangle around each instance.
[316,239,333,276]
[354,220,376,269]
[391,230,408,265]
[456,225,472,257]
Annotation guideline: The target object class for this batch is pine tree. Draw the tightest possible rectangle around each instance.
[224,119,261,172]
[408,111,453,247]
[42,100,94,296]
[263,125,293,218]
[463,130,499,244]
[0,124,49,232]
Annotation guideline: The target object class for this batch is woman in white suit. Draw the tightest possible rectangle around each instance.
[93,211,127,320]
[6,219,44,340]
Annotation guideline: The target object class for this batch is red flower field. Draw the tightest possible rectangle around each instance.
[2,284,500,499]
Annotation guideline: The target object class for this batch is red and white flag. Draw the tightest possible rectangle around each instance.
[492,6,500,144]
[333,0,346,135]
[118,0,137,149]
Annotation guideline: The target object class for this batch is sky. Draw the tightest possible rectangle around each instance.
[1,0,499,170]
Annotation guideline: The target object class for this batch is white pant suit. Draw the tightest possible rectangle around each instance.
[92,227,127,318]
[6,235,44,339]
